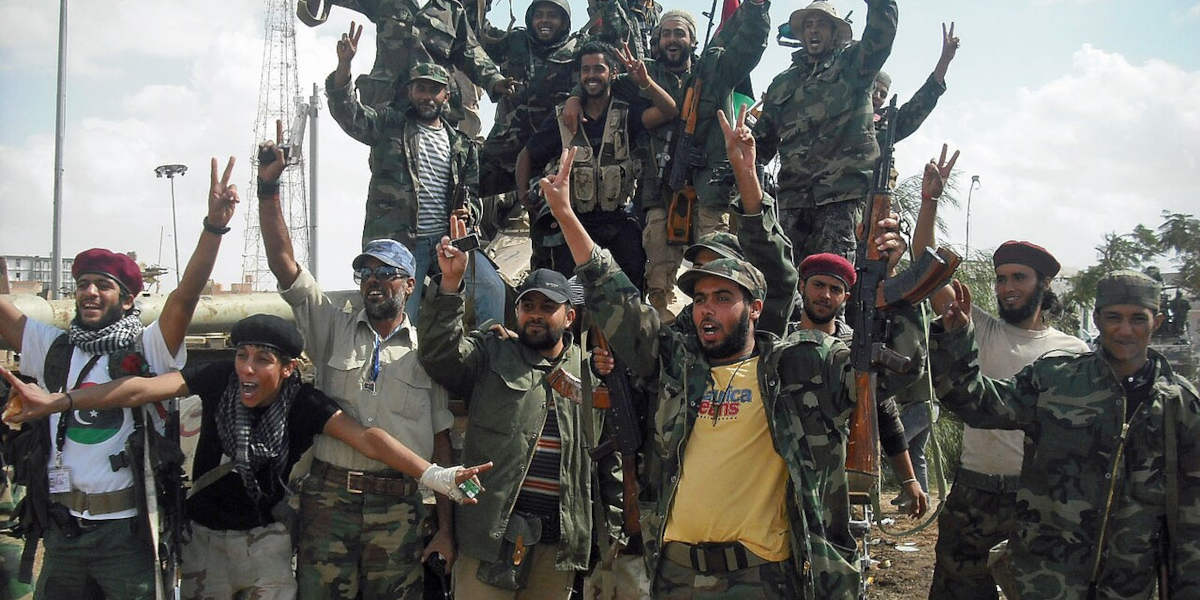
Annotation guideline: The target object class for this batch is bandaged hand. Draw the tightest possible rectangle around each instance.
[421,464,467,503]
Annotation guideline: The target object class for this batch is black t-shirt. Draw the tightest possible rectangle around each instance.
[525,97,651,173]
[181,360,339,531]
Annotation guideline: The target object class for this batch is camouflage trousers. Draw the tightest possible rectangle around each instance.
[652,557,796,599]
[928,482,1017,600]
[181,521,295,600]
[296,474,426,600]
[584,552,652,600]
[778,201,863,268]
[643,206,731,304]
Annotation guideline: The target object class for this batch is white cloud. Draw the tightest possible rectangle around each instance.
[897,44,1200,270]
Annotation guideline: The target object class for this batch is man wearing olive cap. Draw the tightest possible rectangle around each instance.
[0,157,240,597]
[930,269,1200,599]
[328,22,507,327]
[918,239,1090,599]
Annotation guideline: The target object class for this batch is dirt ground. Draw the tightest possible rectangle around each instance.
[864,490,942,599]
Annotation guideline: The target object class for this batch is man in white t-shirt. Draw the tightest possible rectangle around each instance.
[0,161,239,598]
[926,240,1090,599]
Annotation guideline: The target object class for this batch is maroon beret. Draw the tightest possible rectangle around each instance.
[72,248,143,295]
[799,253,857,288]
[992,241,1060,278]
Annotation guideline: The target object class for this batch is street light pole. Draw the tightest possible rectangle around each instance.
[154,164,188,286]
[965,175,981,258]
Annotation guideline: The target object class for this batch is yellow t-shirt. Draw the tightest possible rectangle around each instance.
[662,356,792,562]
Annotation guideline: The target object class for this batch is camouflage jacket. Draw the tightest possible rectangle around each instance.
[753,0,896,208]
[883,73,946,144]
[313,0,506,110]
[326,73,482,246]
[605,0,771,210]
[416,286,623,570]
[577,246,925,597]
[929,322,1200,599]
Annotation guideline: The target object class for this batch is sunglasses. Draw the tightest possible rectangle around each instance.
[353,265,407,284]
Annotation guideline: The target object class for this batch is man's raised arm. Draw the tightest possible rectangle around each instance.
[257,121,302,289]
[158,156,240,354]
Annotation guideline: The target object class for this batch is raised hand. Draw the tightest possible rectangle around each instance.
[338,21,363,65]
[258,119,286,184]
[717,107,756,176]
[942,279,974,331]
[540,146,578,219]
[940,22,960,65]
[873,211,908,273]
[208,155,239,228]
[617,42,649,88]
[436,215,470,292]
[921,143,959,201]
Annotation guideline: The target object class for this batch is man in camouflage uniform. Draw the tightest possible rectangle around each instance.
[468,0,581,197]
[753,0,897,266]
[298,0,515,125]
[327,24,506,325]
[930,270,1200,599]
[872,22,959,144]
[543,110,924,597]
[565,3,770,318]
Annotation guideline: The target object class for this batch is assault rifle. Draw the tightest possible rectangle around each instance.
[663,0,718,244]
[845,96,961,495]
[587,328,644,549]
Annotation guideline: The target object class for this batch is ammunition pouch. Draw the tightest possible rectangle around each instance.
[475,512,546,590]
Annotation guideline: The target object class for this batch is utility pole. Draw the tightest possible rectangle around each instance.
[308,82,320,280]
[965,175,981,258]
[51,0,68,300]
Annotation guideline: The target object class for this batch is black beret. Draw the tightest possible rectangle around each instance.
[993,241,1061,278]
[230,314,304,358]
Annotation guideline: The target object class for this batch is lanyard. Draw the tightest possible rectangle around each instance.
[54,354,103,467]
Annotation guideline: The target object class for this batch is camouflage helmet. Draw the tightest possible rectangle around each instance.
[789,2,853,46]
[677,257,767,301]
[526,0,571,41]
[408,62,449,86]
[1095,269,1162,312]
[683,231,744,264]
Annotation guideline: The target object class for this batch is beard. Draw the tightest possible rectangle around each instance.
[803,300,836,325]
[701,307,752,360]
[998,285,1044,326]
[518,320,565,351]
[77,302,126,331]
[658,44,689,69]
[414,101,443,122]
[364,292,405,322]
[582,77,610,98]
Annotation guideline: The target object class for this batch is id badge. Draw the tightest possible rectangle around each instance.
[48,467,72,494]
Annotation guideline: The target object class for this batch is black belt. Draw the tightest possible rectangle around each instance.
[311,459,418,497]
[956,468,1021,494]
[662,541,772,574]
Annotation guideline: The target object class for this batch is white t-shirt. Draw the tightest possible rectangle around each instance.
[958,305,1091,475]
[21,319,187,519]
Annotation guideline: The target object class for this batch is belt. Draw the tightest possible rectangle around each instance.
[310,459,418,497]
[956,468,1022,494]
[662,541,771,574]
[50,486,138,515]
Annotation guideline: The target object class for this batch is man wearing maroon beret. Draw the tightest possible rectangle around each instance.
[792,252,930,518]
[0,157,240,598]
[914,181,1091,598]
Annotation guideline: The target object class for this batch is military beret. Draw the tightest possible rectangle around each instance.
[683,231,744,264]
[1095,270,1161,312]
[993,241,1061,278]
[73,248,143,295]
[799,253,856,288]
[408,62,449,86]
[677,257,767,301]
[231,314,305,359]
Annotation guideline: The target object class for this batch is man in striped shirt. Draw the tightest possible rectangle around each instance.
[327,25,505,325]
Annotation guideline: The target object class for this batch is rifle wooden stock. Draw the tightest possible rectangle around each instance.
[588,327,642,540]
[846,372,881,494]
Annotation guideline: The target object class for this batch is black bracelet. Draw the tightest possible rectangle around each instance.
[257,178,280,197]
[203,217,231,235]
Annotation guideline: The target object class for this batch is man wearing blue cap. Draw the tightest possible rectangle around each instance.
[258,140,456,599]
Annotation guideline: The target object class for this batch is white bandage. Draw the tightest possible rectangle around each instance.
[420,464,465,502]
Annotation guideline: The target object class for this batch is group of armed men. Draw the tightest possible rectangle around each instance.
[0,0,1195,599]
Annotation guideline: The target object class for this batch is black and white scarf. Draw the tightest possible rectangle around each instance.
[68,308,144,354]
[215,370,299,501]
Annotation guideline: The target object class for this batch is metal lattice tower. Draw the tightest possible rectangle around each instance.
[242,0,310,291]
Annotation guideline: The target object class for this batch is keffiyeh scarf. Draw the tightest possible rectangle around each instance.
[215,370,299,501]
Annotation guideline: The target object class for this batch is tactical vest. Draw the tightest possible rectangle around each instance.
[553,98,639,213]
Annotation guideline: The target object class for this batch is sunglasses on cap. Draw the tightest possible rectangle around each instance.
[353,265,408,284]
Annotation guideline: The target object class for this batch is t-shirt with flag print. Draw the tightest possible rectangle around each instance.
[21,318,186,519]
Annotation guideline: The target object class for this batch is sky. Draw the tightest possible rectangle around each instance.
[1,0,1197,293]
